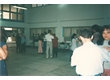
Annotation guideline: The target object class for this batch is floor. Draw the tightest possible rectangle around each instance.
[5,44,77,76]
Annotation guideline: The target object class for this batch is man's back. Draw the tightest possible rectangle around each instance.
[71,42,103,76]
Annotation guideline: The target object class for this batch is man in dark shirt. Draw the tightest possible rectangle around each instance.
[52,34,58,58]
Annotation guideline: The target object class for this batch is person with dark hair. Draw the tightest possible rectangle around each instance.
[52,34,58,58]
[20,33,26,53]
[71,29,110,76]
[43,32,47,54]
[45,30,54,58]
[0,28,8,76]
[15,33,21,53]
[91,24,101,44]
[69,33,78,62]
[96,25,110,76]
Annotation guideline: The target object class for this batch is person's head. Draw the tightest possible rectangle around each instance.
[101,25,110,40]
[79,29,93,43]
[48,30,52,34]
[71,33,77,40]
[91,24,100,34]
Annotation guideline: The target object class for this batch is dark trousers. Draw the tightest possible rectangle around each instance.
[0,60,7,76]
[69,50,73,62]
[53,47,58,57]
[43,41,46,53]
[16,44,21,52]
[20,42,26,52]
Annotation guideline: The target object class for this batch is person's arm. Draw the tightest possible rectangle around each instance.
[0,44,8,60]
[71,49,79,66]
[100,47,110,62]
[104,46,110,52]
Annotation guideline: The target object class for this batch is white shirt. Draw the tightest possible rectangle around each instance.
[71,42,110,76]
[98,40,110,69]
[45,33,54,42]
[70,38,78,51]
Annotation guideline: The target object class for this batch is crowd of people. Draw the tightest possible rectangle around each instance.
[70,24,110,76]
[36,30,58,58]
[1,24,110,76]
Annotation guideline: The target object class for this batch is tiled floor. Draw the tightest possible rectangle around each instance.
[5,46,77,76]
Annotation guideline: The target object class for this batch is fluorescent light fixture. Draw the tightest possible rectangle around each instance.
[13,5,27,10]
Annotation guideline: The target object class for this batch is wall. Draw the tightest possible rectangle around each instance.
[1,4,110,45]
[26,4,110,45]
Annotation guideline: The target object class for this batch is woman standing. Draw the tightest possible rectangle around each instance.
[69,33,78,62]
[38,36,43,54]
[97,25,110,76]
[0,29,8,76]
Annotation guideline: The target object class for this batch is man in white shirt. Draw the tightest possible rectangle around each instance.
[45,30,54,58]
[71,29,110,76]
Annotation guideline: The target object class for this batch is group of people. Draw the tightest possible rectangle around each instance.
[70,24,110,76]
[15,33,26,53]
[37,30,58,58]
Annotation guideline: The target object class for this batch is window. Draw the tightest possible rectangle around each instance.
[11,13,17,20]
[31,4,49,8]
[30,28,55,39]
[63,27,91,41]
[3,12,9,19]
[11,5,17,12]
[0,4,1,10]
[32,4,37,7]
[3,4,9,11]
[18,14,22,20]
[0,4,24,22]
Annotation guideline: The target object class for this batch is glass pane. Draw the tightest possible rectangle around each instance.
[37,4,42,6]
[18,8,23,13]
[3,12,9,19]
[18,14,22,20]
[64,28,70,37]
[3,4,9,11]
[0,4,1,10]
[32,4,36,7]
[11,13,17,20]
[11,5,17,12]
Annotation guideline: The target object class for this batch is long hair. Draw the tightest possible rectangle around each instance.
[71,33,77,40]
[97,25,110,45]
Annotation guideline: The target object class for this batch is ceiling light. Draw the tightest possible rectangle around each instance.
[13,5,27,10]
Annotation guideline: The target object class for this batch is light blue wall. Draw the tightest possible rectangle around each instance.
[1,4,110,45]
[27,4,110,44]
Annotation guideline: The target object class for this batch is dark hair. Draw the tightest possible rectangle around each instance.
[91,24,100,32]
[80,29,92,38]
[97,25,110,45]
[48,30,52,33]
[71,33,77,40]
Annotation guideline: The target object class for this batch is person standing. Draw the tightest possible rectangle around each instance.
[20,33,26,53]
[45,30,54,58]
[43,32,47,54]
[52,34,58,58]
[71,29,110,76]
[38,36,43,54]
[0,29,8,76]
[69,33,78,62]
[96,25,110,76]
[15,33,21,53]
[91,24,101,44]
